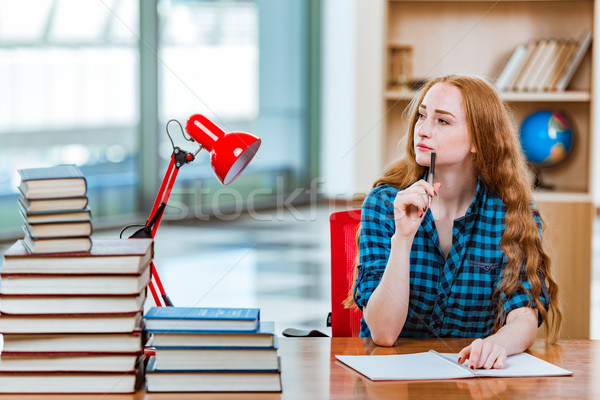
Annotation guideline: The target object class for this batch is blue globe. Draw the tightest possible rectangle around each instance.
[519,110,573,168]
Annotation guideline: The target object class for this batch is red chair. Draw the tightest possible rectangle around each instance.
[282,209,363,338]
[329,209,363,337]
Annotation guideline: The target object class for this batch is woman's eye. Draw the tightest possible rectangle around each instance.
[417,112,426,119]
[439,119,449,125]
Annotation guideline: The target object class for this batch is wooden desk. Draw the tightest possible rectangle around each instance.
[0,337,597,399]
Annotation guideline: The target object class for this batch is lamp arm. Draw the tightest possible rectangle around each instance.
[129,146,196,307]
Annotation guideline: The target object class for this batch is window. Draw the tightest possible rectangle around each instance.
[0,0,140,235]
[157,0,311,219]
[0,0,315,236]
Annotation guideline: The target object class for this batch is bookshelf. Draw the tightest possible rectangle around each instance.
[381,0,596,338]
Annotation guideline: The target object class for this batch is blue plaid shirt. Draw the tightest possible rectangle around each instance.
[354,178,548,338]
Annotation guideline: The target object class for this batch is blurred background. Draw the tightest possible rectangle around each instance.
[0,0,598,338]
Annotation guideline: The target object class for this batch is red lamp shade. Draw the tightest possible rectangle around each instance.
[185,114,261,185]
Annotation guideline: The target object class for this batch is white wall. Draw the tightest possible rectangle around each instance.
[320,0,385,199]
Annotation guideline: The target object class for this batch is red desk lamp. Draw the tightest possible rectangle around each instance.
[128,114,261,306]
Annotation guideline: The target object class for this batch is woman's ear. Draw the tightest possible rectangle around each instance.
[471,144,477,153]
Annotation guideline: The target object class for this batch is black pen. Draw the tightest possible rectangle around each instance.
[428,151,435,207]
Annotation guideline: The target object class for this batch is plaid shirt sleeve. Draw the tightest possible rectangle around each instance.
[353,185,396,309]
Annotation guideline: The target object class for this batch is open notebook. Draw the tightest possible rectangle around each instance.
[336,350,572,381]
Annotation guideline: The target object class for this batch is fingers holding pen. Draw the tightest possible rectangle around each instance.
[393,180,442,228]
[411,180,442,214]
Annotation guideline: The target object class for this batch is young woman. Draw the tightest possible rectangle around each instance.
[350,75,562,369]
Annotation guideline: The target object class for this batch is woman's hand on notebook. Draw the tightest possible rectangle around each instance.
[457,338,508,370]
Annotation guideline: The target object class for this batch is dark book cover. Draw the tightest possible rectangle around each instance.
[17,164,85,182]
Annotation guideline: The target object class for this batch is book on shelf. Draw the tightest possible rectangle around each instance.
[0,291,146,315]
[506,40,537,91]
[526,38,559,91]
[0,311,143,334]
[152,346,279,371]
[1,331,145,353]
[145,357,282,393]
[17,164,87,200]
[0,369,143,394]
[149,321,275,348]
[2,238,153,274]
[0,352,143,372]
[547,40,578,90]
[22,234,92,254]
[0,266,151,295]
[554,30,593,91]
[513,39,549,92]
[336,350,572,381]
[23,220,92,238]
[535,39,568,91]
[144,306,260,333]
[495,43,527,92]
[18,196,89,213]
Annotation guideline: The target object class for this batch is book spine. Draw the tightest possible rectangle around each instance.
[555,30,593,91]
[495,44,527,92]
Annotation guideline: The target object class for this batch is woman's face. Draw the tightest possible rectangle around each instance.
[413,82,475,170]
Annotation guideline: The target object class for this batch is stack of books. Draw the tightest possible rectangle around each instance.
[17,164,92,254]
[495,30,593,92]
[144,306,282,393]
[0,237,154,394]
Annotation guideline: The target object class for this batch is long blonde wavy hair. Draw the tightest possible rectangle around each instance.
[346,75,562,344]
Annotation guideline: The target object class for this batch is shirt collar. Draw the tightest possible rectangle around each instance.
[420,172,485,219]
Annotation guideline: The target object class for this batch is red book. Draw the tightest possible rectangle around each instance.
[0,369,143,394]
[2,238,153,274]
[0,291,147,315]
[0,352,143,372]
[1,331,145,353]
[0,265,151,296]
[0,311,143,334]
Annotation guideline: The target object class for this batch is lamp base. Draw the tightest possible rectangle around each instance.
[129,226,152,239]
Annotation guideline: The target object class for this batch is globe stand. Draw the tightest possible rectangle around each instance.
[532,166,554,191]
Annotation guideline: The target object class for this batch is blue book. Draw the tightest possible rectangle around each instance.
[144,307,260,333]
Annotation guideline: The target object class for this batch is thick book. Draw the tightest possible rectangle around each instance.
[23,220,92,238]
[17,164,87,200]
[18,195,89,213]
[555,30,593,91]
[145,357,282,392]
[1,331,145,353]
[0,265,151,295]
[18,202,91,224]
[0,311,143,334]
[144,306,260,332]
[152,345,279,371]
[0,352,142,372]
[22,234,92,254]
[150,321,275,348]
[336,350,573,381]
[0,369,142,394]
[0,291,146,315]
[2,238,153,274]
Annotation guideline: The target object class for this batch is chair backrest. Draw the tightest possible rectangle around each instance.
[330,209,363,337]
